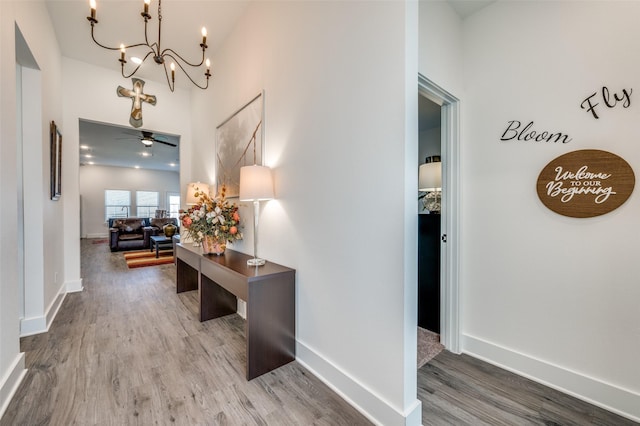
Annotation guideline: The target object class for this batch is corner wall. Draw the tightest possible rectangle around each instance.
[0,0,62,417]
[420,0,640,421]
[190,1,421,424]
[62,58,192,293]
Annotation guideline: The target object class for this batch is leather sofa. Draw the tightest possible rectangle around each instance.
[108,217,153,252]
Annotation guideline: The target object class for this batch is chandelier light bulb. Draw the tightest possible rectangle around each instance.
[170,62,175,82]
[89,0,96,20]
[120,44,125,61]
[206,58,210,68]
[143,0,150,15]
[201,27,207,46]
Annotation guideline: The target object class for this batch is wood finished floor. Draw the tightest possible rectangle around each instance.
[2,239,637,425]
[1,239,370,425]
[418,351,638,425]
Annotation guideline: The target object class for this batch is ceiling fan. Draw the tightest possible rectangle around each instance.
[119,130,177,147]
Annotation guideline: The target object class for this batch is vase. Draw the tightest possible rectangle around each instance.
[202,235,226,255]
[163,223,177,238]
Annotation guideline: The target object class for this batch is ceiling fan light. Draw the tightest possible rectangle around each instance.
[141,138,153,146]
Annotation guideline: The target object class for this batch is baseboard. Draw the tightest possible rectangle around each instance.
[65,278,83,293]
[462,334,640,422]
[296,340,422,426]
[84,233,107,239]
[20,283,67,337]
[0,353,26,420]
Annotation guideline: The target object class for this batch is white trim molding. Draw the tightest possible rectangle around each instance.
[65,278,83,293]
[0,353,26,420]
[296,341,422,426]
[418,73,461,354]
[20,282,67,337]
[463,334,640,423]
[84,233,107,239]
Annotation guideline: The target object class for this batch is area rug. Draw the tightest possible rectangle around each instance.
[123,249,174,268]
[92,238,109,244]
[417,327,444,369]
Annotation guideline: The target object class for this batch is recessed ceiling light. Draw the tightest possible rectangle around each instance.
[141,152,152,157]
[169,163,176,167]
[80,145,90,150]
[131,56,143,65]
[88,161,95,165]
[134,165,140,169]
[84,154,93,158]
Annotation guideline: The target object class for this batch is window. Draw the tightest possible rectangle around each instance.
[167,192,181,219]
[105,190,131,221]
[136,191,159,217]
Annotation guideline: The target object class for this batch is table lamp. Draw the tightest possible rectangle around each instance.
[239,165,274,266]
[419,156,442,213]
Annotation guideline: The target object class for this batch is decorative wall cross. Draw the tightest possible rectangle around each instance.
[117,78,157,128]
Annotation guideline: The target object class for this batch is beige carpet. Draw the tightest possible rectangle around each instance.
[417,327,444,369]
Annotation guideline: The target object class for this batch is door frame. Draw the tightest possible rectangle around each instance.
[418,74,460,353]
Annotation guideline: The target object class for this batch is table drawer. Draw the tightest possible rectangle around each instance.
[177,245,200,270]
[201,260,248,301]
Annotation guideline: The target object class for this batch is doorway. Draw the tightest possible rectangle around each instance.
[417,74,460,355]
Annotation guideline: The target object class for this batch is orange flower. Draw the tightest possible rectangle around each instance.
[232,212,240,222]
[230,226,238,235]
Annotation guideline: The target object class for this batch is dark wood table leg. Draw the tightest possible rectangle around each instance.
[246,273,296,380]
[200,275,236,322]
[176,259,198,293]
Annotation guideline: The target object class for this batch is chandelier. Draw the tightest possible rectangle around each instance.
[87,0,211,92]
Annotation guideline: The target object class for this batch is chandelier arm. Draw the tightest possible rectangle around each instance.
[86,0,209,91]
[164,53,209,90]
[143,18,152,47]
[161,47,206,68]
[121,51,156,79]
[162,62,175,93]
[91,23,153,51]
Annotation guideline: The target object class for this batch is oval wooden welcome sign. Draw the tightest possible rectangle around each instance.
[536,149,635,218]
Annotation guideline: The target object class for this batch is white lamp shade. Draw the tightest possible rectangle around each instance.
[239,165,274,201]
[186,182,210,205]
[419,162,442,191]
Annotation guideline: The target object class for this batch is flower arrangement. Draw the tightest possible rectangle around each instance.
[179,185,242,246]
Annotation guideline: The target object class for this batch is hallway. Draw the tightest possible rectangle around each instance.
[1,239,369,425]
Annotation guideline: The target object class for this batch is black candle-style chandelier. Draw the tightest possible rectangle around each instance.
[87,0,211,92]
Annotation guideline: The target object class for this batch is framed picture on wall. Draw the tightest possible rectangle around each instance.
[50,121,62,200]
[215,92,264,197]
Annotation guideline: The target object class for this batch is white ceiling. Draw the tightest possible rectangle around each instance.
[47,0,492,170]
[47,0,249,90]
[46,0,248,171]
[448,0,496,19]
[79,119,180,171]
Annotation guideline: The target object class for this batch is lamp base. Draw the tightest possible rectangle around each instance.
[247,258,266,266]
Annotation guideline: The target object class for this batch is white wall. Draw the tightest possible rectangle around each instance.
[418,0,463,98]
[80,165,179,237]
[190,1,420,424]
[419,127,440,164]
[421,0,640,421]
[0,0,62,417]
[62,58,192,292]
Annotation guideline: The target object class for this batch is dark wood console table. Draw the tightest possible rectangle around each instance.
[175,243,296,380]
